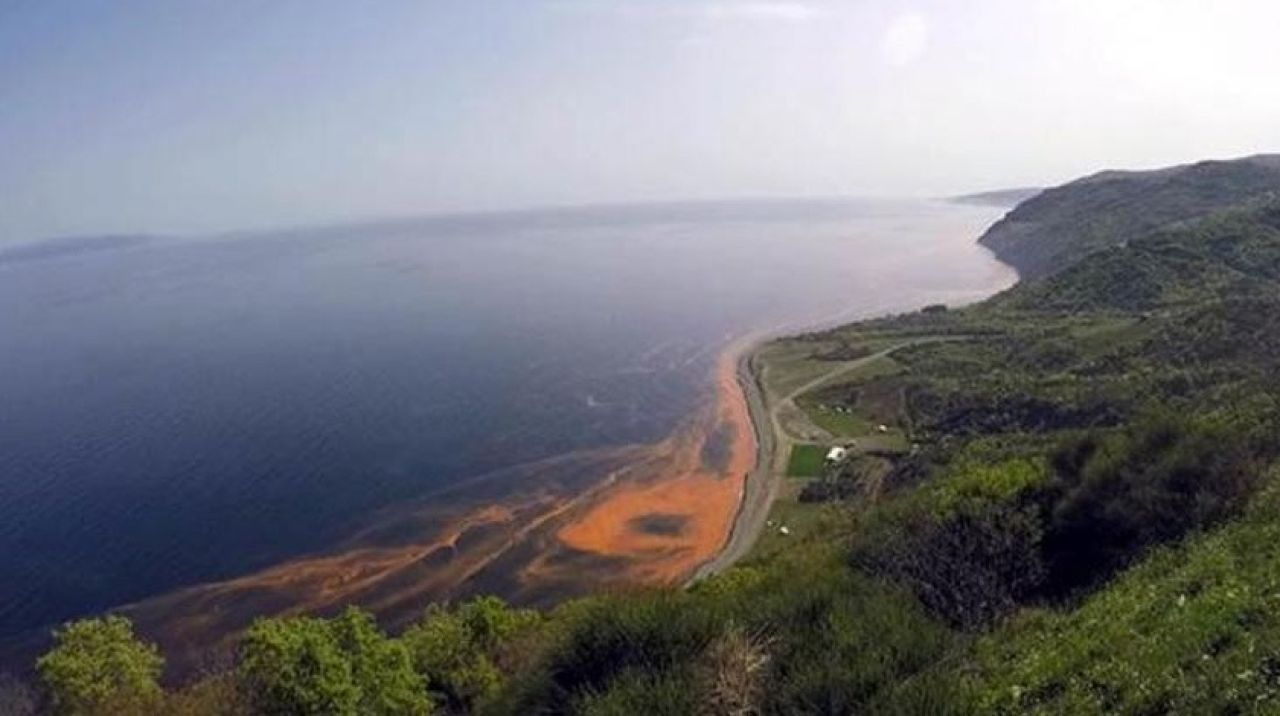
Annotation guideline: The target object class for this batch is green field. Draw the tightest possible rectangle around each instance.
[744,488,836,564]
[795,355,906,438]
[829,353,903,384]
[785,443,827,477]
[798,402,873,437]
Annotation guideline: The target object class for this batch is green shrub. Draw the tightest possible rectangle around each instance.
[571,669,700,716]
[1038,414,1261,595]
[853,499,1045,630]
[546,592,719,699]
[755,564,955,713]
[238,607,431,715]
[401,596,539,712]
[36,615,164,716]
[851,459,1048,629]
[500,591,721,714]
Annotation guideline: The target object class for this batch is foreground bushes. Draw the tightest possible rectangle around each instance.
[239,608,430,715]
[970,467,1280,714]
[36,616,164,715]
[852,414,1263,632]
[401,596,540,711]
[1038,415,1261,596]
[851,457,1049,629]
[31,599,537,716]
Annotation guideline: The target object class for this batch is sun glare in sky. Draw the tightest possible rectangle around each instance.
[881,11,929,67]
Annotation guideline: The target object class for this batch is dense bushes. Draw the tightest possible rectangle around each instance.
[851,459,1048,629]
[508,591,720,713]
[1036,415,1261,596]
[852,416,1263,632]
[27,599,545,715]
[36,615,164,715]
[495,549,962,715]
[746,560,955,713]
[970,467,1280,714]
[400,596,540,712]
[239,608,430,715]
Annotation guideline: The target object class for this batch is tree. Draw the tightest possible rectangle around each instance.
[328,608,433,716]
[238,608,431,716]
[456,596,537,653]
[402,605,500,711]
[402,597,539,711]
[36,615,164,715]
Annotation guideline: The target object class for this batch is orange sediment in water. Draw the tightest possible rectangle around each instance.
[115,342,756,674]
[554,346,754,582]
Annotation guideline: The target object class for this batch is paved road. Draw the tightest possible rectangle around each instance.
[688,336,965,583]
[687,347,775,582]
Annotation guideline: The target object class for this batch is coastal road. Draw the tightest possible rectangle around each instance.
[687,346,776,582]
[688,337,964,583]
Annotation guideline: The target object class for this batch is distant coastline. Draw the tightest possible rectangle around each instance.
[949,187,1043,208]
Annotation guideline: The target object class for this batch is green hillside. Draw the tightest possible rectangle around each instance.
[20,178,1280,715]
[978,154,1280,279]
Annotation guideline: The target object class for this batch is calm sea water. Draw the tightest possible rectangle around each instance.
[0,199,1012,637]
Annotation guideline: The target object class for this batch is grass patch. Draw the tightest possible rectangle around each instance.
[968,468,1280,714]
[859,431,910,453]
[757,342,839,397]
[831,354,904,385]
[799,403,873,437]
[744,489,833,564]
[759,341,908,400]
[786,444,827,477]
[795,356,908,440]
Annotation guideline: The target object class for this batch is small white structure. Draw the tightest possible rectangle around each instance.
[877,424,889,434]
[825,446,848,463]
[779,526,791,536]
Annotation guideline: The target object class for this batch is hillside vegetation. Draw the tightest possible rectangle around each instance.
[979,154,1280,278]
[12,170,1280,715]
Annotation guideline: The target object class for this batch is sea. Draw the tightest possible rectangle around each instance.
[0,198,1014,654]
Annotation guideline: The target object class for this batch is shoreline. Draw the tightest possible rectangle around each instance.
[689,261,1023,583]
[687,340,774,583]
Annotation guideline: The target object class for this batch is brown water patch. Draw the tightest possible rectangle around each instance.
[627,513,690,537]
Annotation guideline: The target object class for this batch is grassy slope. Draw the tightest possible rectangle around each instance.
[500,201,1280,714]
[858,202,1280,712]
[970,465,1280,714]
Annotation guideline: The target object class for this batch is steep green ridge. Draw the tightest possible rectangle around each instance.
[978,154,1280,279]
[18,179,1280,715]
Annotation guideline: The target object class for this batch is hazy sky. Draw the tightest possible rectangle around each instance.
[2,0,1279,244]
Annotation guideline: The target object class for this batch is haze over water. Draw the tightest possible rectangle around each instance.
[0,199,1012,650]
